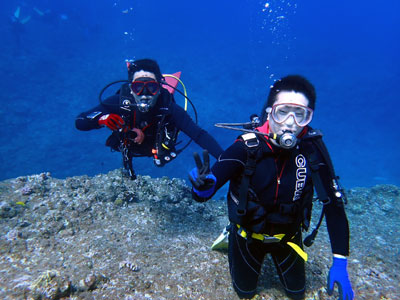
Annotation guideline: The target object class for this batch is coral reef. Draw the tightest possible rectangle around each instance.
[0,170,398,299]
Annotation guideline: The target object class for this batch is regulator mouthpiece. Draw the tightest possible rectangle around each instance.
[277,132,298,149]
[137,102,150,113]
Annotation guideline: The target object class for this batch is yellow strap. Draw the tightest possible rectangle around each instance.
[161,143,170,150]
[238,227,247,238]
[236,225,308,261]
[272,233,285,240]
[251,232,264,240]
[287,242,308,261]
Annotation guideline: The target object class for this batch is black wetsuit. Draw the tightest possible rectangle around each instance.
[76,87,223,159]
[193,129,350,299]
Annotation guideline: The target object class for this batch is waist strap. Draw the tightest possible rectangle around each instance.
[236,224,308,261]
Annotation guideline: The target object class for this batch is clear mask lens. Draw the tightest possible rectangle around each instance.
[271,103,313,127]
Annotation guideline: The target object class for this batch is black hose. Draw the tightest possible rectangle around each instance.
[160,80,198,124]
[98,80,129,106]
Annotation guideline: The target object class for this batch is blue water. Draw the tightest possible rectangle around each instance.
[1,0,399,190]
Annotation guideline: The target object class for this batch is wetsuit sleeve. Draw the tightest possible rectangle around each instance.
[315,154,350,256]
[169,103,223,158]
[324,199,350,256]
[75,95,120,131]
[192,140,247,202]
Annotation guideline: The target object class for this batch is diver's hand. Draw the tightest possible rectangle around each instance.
[98,114,125,131]
[327,257,354,300]
[131,128,144,144]
[189,150,216,198]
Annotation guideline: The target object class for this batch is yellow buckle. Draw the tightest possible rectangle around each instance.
[236,225,308,261]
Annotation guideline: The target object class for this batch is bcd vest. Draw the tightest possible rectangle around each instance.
[227,128,346,243]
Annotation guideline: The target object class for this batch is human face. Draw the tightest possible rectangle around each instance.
[131,71,160,112]
[268,91,311,136]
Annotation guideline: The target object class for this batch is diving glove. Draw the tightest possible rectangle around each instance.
[189,150,216,198]
[98,114,124,131]
[327,256,354,300]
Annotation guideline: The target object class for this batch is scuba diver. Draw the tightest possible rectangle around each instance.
[188,75,353,299]
[75,58,223,179]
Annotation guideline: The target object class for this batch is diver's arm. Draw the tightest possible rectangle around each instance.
[325,200,354,299]
[75,95,120,131]
[170,103,223,158]
[318,160,350,256]
[191,141,246,202]
[310,142,350,256]
[324,200,350,256]
[312,145,353,298]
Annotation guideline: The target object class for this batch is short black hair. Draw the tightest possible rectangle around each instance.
[261,75,316,123]
[128,58,163,82]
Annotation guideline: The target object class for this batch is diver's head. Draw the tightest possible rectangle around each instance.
[266,75,316,111]
[128,59,162,113]
[128,58,163,82]
[263,75,316,148]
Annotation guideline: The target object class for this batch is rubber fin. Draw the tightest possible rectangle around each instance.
[211,227,229,251]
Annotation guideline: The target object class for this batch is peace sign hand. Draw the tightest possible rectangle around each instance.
[189,150,216,199]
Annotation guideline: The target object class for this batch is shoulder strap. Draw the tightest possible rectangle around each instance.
[118,83,134,108]
[304,143,330,204]
[301,129,331,203]
[237,133,261,217]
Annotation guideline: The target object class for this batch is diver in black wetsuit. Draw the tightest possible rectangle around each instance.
[76,58,223,178]
[189,75,353,299]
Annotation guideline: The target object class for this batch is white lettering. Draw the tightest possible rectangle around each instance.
[293,154,307,201]
[296,155,306,168]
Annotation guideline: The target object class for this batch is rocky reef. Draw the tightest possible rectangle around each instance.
[0,170,399,299]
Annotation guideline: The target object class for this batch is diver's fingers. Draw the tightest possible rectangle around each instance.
[188,171,204,188]
[202,150,210,171]
[193,152,203,170]
[188,173,198,188]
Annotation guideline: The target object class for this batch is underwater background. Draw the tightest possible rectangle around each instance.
[0,0,399,191]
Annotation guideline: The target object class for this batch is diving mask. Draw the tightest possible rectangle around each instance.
[130,78,160,96]
[130,77,160,113]
[270,103,313,127]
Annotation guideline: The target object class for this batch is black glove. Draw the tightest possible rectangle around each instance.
[188,150,216,197]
